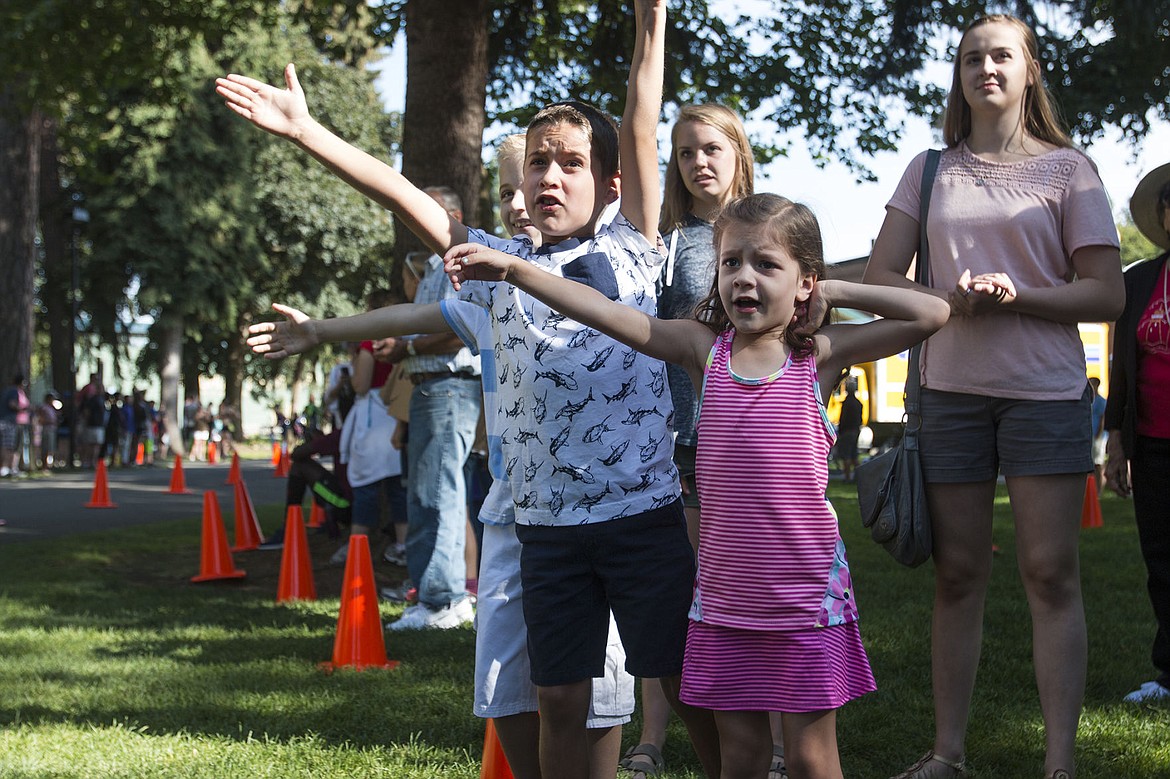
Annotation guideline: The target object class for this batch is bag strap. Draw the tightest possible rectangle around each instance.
[905,149,941,433]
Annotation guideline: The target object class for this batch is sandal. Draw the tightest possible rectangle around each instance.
[891,751,968,779]
[769,745,789,779]
[619,743,664,778]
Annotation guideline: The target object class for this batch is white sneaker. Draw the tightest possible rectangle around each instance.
[382,544,407,567]
[1123,680,1170,703]
[387,597,474,631]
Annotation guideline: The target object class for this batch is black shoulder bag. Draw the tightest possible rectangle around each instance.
[854,149,940,568]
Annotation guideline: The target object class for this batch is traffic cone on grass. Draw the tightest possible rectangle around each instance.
[192,491,246,582]
[1081,474,1103,529]
[167,454,192,494]
[277,505,317,603]
[480,719,516,779]
[85,460,116,508]
[225,452,241,485]
[231,478,265,551]
[308,501,326,529]
[320,535,398,672]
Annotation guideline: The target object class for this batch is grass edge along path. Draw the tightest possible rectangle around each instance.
[0,485,1168,777]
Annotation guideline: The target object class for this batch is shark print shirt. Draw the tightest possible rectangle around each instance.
[460,216,681,526]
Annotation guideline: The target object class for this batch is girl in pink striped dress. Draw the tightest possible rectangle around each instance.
[445,193,950,778]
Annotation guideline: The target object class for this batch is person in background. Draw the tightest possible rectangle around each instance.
[1087,377,1107,495]
[35,393,60,470]
[1105,161,1170,704]
[836,380,864,484]
[0,374,30,477]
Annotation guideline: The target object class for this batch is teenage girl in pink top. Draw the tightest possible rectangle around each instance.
[864,15,1125,779]
[444,194,949,779]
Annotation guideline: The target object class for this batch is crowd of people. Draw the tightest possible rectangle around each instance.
[215,4,1164,779]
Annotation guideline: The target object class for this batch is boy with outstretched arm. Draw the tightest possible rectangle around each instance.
[218,3,718,777]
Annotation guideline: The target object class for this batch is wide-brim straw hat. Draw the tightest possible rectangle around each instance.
[1131,162,1170,250]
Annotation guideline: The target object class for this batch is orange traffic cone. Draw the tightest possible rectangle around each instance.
[320,535,398,672]
[167,454,192,494]
[1082,474,1103,529]
[308,501,326,529]
[277,505,317,603]
[272,446,284,478]
[272,440,281,465]
[208,441,218,464]
[480,719,516,779]
[136,442,145,465]
[192,491,246,582]
[279,448,291,477]
[225,452,241,485]
[231,478,265,551]
[85,460,117,508]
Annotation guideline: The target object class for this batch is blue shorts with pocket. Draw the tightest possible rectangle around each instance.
[516,499,694,686]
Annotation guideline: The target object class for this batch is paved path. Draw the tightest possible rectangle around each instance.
[0,459,289,543]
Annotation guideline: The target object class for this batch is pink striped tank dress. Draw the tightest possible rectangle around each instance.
[679,329,876,712]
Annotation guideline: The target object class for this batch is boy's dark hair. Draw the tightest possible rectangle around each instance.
[527,101,620,179]
[696,194,826,358]
[366,288,395,310]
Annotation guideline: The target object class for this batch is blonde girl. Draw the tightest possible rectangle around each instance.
[445,194,949,779]
[863,15,1124,779]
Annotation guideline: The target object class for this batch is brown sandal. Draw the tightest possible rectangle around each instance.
[891,751,968,779]
[618,744,663,778]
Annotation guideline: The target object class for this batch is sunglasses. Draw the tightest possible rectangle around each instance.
[404,251,430,282]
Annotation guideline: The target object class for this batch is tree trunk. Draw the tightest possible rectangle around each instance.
[223,310,249,434]
[395,0,489,262]
[38,115,72,396]
[0,87,41,383]
[158,319,185,457]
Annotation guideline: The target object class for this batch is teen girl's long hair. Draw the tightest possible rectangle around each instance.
[660,104,754,233]
[695,194,825,358]
[943,14,1072,149]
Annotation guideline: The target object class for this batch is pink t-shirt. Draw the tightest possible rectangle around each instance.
[888,144,1119,400]
[692,331,858,632]
[1136,262,1170,439]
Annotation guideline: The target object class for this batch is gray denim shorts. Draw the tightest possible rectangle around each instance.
[918,385,1092,483]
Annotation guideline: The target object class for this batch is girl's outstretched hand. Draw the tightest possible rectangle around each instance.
[443,243,517,290]
[246,304,318,359]
[215,63,311,139]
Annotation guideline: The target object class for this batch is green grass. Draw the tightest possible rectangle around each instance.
[1,486,1168,777]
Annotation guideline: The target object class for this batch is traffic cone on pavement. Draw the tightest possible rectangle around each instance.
[1082,474,1103,529]
[208,441,218,464]
[308,501,326,529]
[192,491,246,582]
[271,440,281,465]
[231,478,264,551]
[272,446,285,478]
[225,452,241,485]
[136,443,145,465]
[167,454,192,494]
[277,505,317,603]
[320,535,398,672]
[84,460,117,508]
[480,719,516,779]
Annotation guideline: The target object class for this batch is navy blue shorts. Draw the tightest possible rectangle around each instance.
[516,499,694,686]
[919,386,1093,483]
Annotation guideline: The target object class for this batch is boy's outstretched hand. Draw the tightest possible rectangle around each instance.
[246,304,319,359]
[216,63,311,140]
[443,243,518,291]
